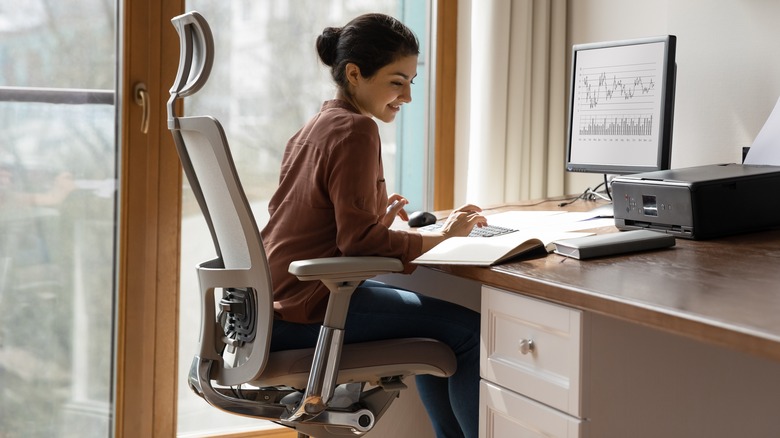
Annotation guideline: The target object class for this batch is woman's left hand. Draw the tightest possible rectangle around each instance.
[381,194,409,227]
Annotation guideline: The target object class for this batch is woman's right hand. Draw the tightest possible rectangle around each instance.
[437,204,487,237]
[417,204,487,253]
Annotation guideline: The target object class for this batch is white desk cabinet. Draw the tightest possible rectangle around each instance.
[480,285,586,437]
[478,285,780,438]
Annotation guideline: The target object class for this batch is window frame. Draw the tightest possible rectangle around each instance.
[115,0,184,436]
[433,0,457,210]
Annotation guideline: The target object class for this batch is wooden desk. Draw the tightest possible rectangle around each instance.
[381,199,780,437]
[436,199,780,363]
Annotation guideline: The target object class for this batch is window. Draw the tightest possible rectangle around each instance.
[0,1,117,436]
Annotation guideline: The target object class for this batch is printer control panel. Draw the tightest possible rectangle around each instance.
[612,182,694,237]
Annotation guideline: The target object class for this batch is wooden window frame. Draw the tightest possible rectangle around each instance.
[115,1,184,436]
[434,0,458,210]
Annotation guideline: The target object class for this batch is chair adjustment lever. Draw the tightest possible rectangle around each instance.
[379,376,408,391]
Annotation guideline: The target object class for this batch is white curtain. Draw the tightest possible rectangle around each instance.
[455,0,567,206]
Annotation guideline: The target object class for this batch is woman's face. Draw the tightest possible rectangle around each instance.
[349,55,418,123]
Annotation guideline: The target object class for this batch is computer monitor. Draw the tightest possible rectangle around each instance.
[565,35,676,175]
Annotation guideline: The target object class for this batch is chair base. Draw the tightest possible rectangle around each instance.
[188,357,401,437]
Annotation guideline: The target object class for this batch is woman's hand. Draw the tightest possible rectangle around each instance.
[381,194,409,227]
[417,203,486,253]
[437,204,487,237]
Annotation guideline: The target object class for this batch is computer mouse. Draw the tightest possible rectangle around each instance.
[408,211,437,227]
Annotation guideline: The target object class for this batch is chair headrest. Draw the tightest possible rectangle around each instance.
[168,11,214,120]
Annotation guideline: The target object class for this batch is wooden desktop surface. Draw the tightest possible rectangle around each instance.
[428,199,780,363]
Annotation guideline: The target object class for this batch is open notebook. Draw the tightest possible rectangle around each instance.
[412,210,611,266]
[412,229,587,266]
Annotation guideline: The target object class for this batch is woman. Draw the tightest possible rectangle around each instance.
[261,13,484,437]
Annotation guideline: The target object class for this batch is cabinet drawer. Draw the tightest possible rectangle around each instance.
[480,380,582,438]
[481,286,585,416]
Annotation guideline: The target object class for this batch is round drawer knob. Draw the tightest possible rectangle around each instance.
[519,339,535,355]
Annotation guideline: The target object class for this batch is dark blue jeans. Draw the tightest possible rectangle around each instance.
[271,280,480,438]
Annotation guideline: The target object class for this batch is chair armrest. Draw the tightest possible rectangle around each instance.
[289,257,403,282]
[288,256,404,329]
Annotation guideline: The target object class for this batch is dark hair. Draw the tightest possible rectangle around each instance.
[316,13,419,89]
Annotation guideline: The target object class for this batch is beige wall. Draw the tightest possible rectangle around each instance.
[565,0,780,193]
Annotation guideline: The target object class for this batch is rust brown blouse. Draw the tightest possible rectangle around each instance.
[261,100,423,324]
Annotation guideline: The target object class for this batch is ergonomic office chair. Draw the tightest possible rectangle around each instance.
[166,11,457,437]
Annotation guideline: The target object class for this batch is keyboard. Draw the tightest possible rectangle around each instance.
[419,223,518,238]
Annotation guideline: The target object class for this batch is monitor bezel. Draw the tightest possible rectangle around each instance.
[565,35,677,175]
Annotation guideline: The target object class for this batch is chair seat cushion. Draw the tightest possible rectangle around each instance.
[251,337,456,389]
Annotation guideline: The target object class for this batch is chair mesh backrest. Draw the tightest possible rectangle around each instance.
[179,122,255,269]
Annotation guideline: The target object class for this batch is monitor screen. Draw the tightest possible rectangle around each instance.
[565,35,676,175]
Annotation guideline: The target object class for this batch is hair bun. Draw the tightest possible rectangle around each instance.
[316,26,341,67]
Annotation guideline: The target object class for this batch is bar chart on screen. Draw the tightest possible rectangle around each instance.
[579,114,653,137]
